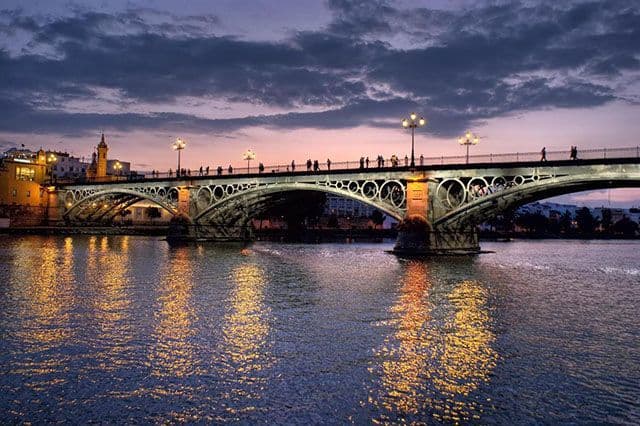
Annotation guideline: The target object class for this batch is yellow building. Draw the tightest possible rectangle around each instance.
[86,133,109,180]
[0,149,53,226]
[0,149,49,206]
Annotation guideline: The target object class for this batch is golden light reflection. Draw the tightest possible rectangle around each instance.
[149,247,200,378]
[86,236,133,369]
[219,262,273,407]
[370,261,498,424]
[19,237,75,345]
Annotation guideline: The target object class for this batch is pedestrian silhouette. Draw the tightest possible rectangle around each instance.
[306,159,312,171]
[541,147,547,162]
[291,160,296,171]
[404,155,409,166]
[359,157,365,169]
[366,156,369,168]
[327,158,331,170]
[228,164,233,174]
[419,154,424,166]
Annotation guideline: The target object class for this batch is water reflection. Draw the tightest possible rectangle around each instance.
[370,260,498,423]
[219,260,273,414]
[19,237,76,346]
[150,246,199,378]
[86,236,133,369]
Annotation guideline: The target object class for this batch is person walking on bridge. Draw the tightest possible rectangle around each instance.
[306,159,312,171]
[326,158,331,171]
[541,147,547,162]
[291,160,295,172]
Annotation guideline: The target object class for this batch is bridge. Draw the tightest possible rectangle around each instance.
[51,147,640,254]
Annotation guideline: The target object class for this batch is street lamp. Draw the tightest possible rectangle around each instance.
[458,130,479,164]
[172,137,186,177]
[401,112,427,168]
[113,161,123,177]
[46,153,57,183]
[243,149,256,173]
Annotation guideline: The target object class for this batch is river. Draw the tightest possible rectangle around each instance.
[0,236,638,423]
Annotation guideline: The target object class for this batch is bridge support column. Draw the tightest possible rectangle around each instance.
[45,189,65,225]
[393,179,480,255]
[168,186,198,243]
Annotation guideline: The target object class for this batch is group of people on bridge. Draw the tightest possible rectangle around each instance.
[148,153,427,179]
[540,146,580,162]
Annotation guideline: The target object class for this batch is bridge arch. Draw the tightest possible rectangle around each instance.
[194,182,406,225]
[63,188,180,222]
[435,174,640,229]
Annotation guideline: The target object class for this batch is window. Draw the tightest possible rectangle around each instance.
[12,189,17,197]
[15,166,35,181]
[26,190,30,197]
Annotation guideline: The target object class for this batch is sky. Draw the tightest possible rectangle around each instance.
[1,0,639,207]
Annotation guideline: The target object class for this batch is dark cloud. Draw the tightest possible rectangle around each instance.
[0,0,638,137]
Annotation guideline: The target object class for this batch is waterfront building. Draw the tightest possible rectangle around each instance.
[0,148,50,226]
[50,152,90,180]
[86,133,109,180]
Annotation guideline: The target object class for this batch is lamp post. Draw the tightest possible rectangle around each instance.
[46,153,57,183]
[401,112,426,168]
[458,130,479,164]
[113,161,123,178]
[172,137,186,177]
[243,149,256,173]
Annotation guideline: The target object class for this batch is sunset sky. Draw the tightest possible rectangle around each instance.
[1,0,639,206]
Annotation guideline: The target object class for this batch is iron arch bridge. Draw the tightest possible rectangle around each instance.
[56,156,640,251]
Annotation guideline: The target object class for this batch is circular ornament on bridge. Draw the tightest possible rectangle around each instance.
[157,188,167,198]
[436,178,466,210]
[490,176,507,189]
[379,180,406,208]
[64,191,75,205]
[167,187,179,204]
[513,175,525,185]
[335,181,344,189]
[196,186,213,210]
[347,181,360,193]
[212,185,226,201]
[467,177,489,200]
[361,181,379,200]
[225,185,235,196]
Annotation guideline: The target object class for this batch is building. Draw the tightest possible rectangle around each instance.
[324,195,377,218]
[86,134,109,180]
[0,148,51,226]
[49,152,90,180]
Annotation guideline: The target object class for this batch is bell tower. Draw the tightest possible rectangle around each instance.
[96,133,108,178]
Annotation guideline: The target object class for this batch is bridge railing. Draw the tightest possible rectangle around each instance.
[57,146,640,184]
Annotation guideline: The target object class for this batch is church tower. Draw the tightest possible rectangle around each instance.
[96,133,108,178]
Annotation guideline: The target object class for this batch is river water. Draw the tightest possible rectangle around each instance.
[0,236,638,424]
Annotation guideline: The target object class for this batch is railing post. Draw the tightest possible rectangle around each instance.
[516,152,519,162]
[441,156,444,165]
[604,148,607,159]
[490,153,493,163]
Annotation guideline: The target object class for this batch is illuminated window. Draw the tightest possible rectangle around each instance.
[12,189,17,197]
[15,166,35,181]
[26,190,30,197]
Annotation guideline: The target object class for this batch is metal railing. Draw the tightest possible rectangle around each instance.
[58,146,640,184]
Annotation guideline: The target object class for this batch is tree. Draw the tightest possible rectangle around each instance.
[370,210,385,229]
[515,211,548,234]
[559,210,573,234]
[612,215,639,236]
[600,208,612,234]
[575,207,596,234]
